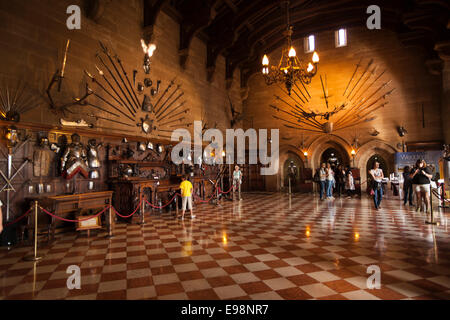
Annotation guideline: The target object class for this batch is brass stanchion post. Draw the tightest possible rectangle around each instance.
[24,201,43,261]
[139,195,146,225]
[105,201,114,239]
[426,187,438,225]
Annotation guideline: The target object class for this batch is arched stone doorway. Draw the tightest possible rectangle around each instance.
[283,152,304,192]
[320,147,349,170]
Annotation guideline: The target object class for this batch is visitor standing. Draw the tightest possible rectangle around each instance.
[345,170,355,198]
[335,165,345,197]
[402,166,413,206]
[179,175,195,220]
[326,163,335,199]
[233,165,243,200]
[410,159,433,213]
[369,161,384,210]
[319,163,327,200]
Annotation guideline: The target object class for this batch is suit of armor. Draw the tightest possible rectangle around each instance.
[87,139,102,179]
[61,134,89,179]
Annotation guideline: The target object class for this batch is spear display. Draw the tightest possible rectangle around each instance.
[294,83,308,102]
[84,70,126,110]
[160,116,185,127]
[87,113,134,127]
[156,92,184,119]
[342,57,362,96]
[352,69,386,104]
[299,79,311,99]
[337,83,393,127]
[99,41,139,113]
[113,51,141,110]
[153,78,175,111]
[349,66,377,102]
[90,89,135,122]
[346,59,373,98]
[157,101,186,122]
[96,53,137,115]
[155,84,181,116]
[92,65,135,118]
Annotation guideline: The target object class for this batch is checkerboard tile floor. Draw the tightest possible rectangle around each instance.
[1,193,449,300]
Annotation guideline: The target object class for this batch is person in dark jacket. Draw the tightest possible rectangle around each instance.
[402,166,413,206]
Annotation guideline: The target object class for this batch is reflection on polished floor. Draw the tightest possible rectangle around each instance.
[0,193,449,300]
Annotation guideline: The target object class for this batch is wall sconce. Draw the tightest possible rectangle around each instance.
[5,126,19,150]
[221,150,226,157]
[351,148,356,167]
[303,150,308,167]
[141,40,156,74]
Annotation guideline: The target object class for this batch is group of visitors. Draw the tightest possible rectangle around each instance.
[368,159,435,212]
[402,159,434,213]
[315,163,355,200]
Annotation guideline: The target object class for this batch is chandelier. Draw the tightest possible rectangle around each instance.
[261,0,319,96]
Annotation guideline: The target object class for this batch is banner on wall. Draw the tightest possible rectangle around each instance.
[395,151,442,171]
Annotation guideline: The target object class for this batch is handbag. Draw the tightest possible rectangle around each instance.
[369,189,375,196]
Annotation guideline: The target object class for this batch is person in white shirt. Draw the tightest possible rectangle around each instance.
[325,163,335,199]
[369,161,384,210]
[319,163,327,200]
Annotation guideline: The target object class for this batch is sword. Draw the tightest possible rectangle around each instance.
[0,159,29,192]
[320,75,329,109]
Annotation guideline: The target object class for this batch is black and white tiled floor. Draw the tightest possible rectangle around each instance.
[0,193,449,300]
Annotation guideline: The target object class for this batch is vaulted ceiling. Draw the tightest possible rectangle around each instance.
[142,0,449,88]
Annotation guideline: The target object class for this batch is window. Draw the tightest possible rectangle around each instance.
[304,35,315,53]
[335,28,347,47]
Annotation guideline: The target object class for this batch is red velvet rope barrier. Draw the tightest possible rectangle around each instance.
[4,208,32,228]
[39,205,111,223]
[112,198,144,218]
[144,193,180,209]
[6,184,239,226]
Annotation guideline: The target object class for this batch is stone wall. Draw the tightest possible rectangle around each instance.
[0,0,242,135]
[244,26,444,191]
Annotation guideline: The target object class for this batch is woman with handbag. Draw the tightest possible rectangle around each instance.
[369,161,384,210]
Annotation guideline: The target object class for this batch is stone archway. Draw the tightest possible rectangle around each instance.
[263,144,306,192]
[309,135,352,172]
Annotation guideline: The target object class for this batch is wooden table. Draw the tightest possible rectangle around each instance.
[41,191,114,240]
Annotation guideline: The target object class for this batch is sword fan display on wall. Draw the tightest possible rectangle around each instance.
[270,58,395,134]
[60,41,191,139]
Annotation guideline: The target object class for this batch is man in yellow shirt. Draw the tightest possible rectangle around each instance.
[179,175,195,220]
